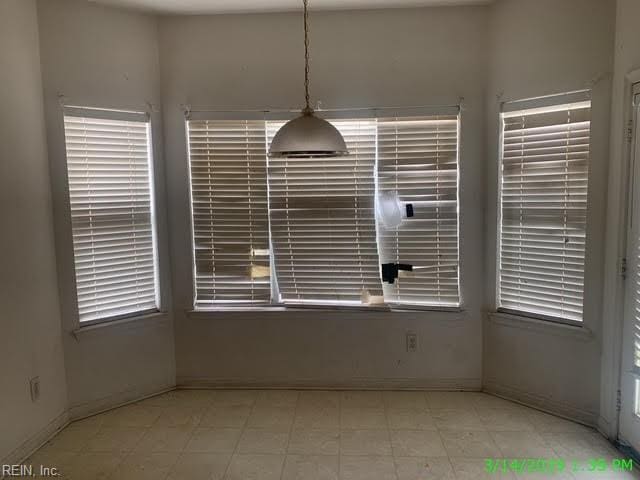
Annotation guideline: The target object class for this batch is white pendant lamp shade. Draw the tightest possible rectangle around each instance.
[269,112,348,158]
[268,0,348,158]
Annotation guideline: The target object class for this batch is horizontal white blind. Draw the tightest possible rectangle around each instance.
[267,119,383,304]
[377,116,460,306]
[63,112,158,322]
[187,120,271,305]
[498,101,590,322]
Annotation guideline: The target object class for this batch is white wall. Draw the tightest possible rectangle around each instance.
[36,0,176,418]
[159,7,489,389]
[600,0,640,438]
[0,0,68,463]
[483,0,615,424]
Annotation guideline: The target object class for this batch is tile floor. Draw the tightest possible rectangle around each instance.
[21,390,639,479]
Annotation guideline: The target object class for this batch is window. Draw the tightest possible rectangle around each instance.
[187,119,270,306]
[186,110,461,309]
[497,95,591,322]
[377,116,460,306]
[267,120,382,305]
[63,107,159,322]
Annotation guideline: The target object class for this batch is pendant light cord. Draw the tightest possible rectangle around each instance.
[303,0,312,114]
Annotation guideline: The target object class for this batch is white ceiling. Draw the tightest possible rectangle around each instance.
[90,0,492,15]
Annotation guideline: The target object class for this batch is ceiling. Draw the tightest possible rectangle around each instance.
[90,0,492,15]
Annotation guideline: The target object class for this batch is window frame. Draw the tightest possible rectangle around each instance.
[494,90,592,327]
[61,105,162,328]
[185,106,463,313]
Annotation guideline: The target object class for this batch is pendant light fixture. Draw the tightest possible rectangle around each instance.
[268,0,348,158]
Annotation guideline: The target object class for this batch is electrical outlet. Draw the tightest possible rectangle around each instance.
[406,333,418,353]
[30,377,40,402]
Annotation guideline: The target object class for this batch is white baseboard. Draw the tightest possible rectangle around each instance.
[1,410,69,466]
[483,379,598,426]
[68,381,175,421]
[176,376,482,391]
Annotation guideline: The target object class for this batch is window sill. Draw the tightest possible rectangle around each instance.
[186,303,464,316]
[72,310,169,338]
[487,310,594,341]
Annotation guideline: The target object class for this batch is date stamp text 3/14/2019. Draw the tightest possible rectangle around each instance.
[485,458,634,475]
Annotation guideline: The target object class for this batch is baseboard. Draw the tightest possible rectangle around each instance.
[176,376,482,391]
[1,410,69,465]
[68,381,175,421]
[483,379,598,426]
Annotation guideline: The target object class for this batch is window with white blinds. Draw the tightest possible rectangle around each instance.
[63,108,159,323]
[377,116,460,306]
[267,120,383,304]
[186,112,461,309]
[187,120,271,306]
[498,99,591,322]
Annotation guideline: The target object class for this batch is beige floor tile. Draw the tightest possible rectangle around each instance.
[541,431,619,458]
[26,448,77,464]
[282,454,339,480]
[383,391,429,410]
[340,408,387,429]
[256,390,300,407]
[298,391,341,409]
[101,404,164,428]
[441,430,501,457]
[84,427,146,453]
[247,406,295,430]
[491,431,556,457]
[167,452,231,480]
[432,409,486,431]
[425,392,477,410]
[155,405,206,427]
[134,426,195,453]
[450,457,516,480]
[340,391,384,409]
[390,430,447,457]
[108,452,178,480]
[394,456,455,480]
[339,455,397,480]
[340,429,392,455]
[526,410,592,433]
[477,408,536,431]
[387,409,437,430]
[26,390,622,480]
[62,452,124,480]
[294,406,341,430]
[184,428,242,453]
[224,453,285,480]
[211,390,257,407]
[200,405,252,428]
[236,429,290,454]
[288,429,340,455]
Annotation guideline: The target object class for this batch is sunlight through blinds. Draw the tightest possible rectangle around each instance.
[187,120,271,305]
[63,109,158,322]
[267,119,383,304]
[498,100,591,322]
[377,115,460,306]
